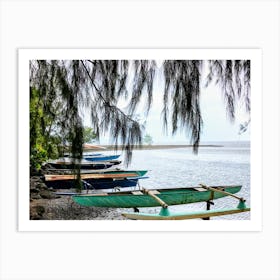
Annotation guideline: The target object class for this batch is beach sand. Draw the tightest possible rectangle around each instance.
[38,196,125,220]
[30,176,125,220]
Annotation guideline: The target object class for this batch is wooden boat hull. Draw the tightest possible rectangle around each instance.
[64,153,103,157]
[46,160,121,170]
[84,155,120,162]
[83,153,103,157]
[122,207,250,220]
[45,178,140,190]
[44,171,148,189]
[72,185,242,208]
[44,170,148,181]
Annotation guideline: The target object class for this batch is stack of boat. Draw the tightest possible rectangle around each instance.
[43,144,250,220]
[43,146,148,191]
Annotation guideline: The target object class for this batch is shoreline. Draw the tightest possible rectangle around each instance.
[30,176,125,220]
[100,144,223,151]
[32,196,125,220]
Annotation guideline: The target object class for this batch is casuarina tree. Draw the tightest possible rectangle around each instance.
[30,59,250,179]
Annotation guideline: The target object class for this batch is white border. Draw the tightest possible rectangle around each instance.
[18,48,262,231]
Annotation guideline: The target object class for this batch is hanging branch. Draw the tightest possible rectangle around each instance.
[80,60,143,164]
[205,60,251,122]
[162,60,203,152]
[29,59,251,172]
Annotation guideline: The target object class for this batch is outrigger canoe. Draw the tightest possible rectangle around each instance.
[122,185,250,220]
[72,185,243,208]
[44,171,148,190]
[44,168,141,175]
[46,177,143,190]
[46,160,121,170]
[84,155,120,162]
[64,153,103,157]
[82,153,103,157]
[45,170,147,181]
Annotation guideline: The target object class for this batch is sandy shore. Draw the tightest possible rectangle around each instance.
[36,196,125,220]
[30,176,126,220]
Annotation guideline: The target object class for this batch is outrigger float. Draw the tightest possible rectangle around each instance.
[72,184,250,220]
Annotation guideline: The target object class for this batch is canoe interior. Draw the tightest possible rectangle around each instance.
[45,178,140,190]
[72,185,243,208]
[84,155,120,162]
[64,153,103,157]
[42,168,123,174]
[44,170,148,181]
[46,160,121,170]
[82,153,103,157]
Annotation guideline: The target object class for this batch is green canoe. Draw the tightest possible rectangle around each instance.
[72,185,242,208]
[92,170,147,177]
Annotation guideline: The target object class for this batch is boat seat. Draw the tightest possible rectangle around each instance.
[194,187,208,192]
[132,191,144,195]
[132,190,161,195]
[148,190,160,195]
[83,193,108,196]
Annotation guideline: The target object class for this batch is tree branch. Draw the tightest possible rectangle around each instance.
[80,60,139,126]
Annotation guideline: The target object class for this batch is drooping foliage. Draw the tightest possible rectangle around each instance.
[162,60,203,152]
[30,59,250,172]
[205,60,251,121]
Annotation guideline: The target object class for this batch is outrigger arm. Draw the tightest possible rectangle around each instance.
[142,188,171,216]
[122,184,250,220]
[142,188,168,208]
[199,184,247,209]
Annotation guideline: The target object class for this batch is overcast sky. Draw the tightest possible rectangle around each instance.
[142,82,250,144]
[84,61,250,144]
[134,97,248,145]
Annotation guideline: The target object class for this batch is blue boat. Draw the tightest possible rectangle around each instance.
[84,155,120,162]
[83,153,103,157]
[45,177,147,190]
[46,160,121,170]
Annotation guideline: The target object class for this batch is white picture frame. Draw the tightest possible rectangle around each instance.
[1,1,279,279]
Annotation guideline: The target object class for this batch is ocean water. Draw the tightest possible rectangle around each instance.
[121,141,250,220]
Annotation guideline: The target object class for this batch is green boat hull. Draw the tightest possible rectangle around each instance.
[72,185,242,208]
[103,170,147,177]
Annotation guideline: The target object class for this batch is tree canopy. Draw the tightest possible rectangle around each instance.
[30,59,250,169]
[83,126,97,144]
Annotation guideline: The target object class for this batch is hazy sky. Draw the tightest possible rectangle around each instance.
[142,82,250,144]
[84,62,250,144]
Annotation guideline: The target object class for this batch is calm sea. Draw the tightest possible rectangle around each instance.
[120,141,250,220]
